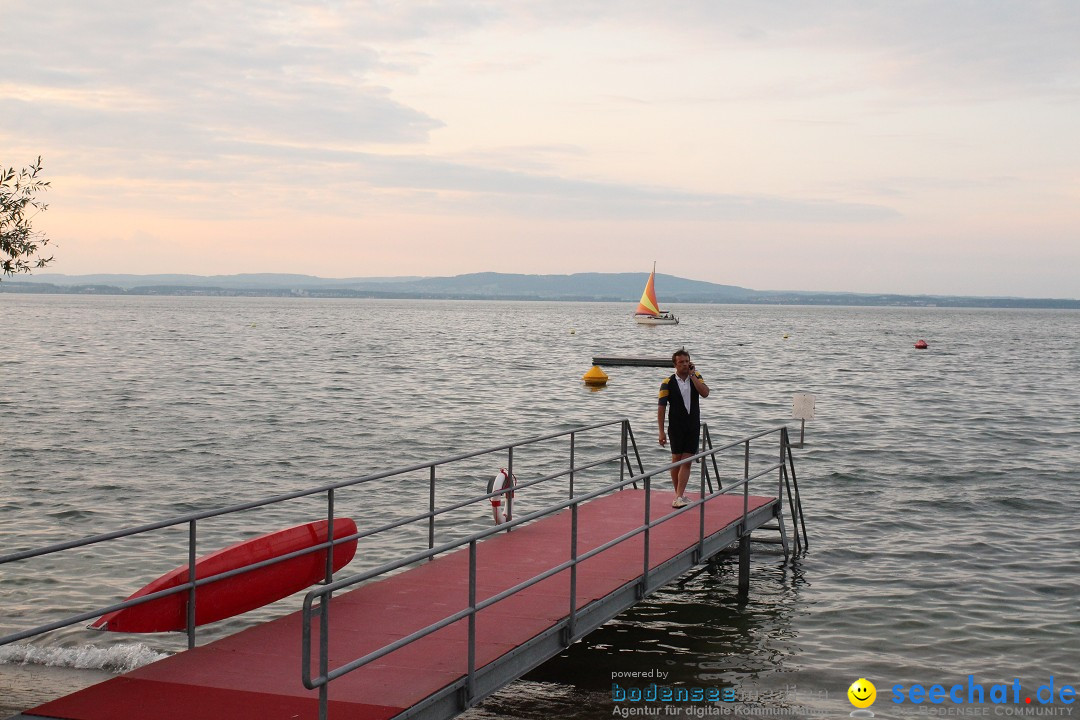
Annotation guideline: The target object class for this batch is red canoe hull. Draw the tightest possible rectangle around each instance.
[92,518,358,632]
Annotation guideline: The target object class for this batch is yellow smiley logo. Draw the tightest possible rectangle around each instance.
[848,678,877,708]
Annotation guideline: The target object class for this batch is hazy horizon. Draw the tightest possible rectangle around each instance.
[11,269,1080,302]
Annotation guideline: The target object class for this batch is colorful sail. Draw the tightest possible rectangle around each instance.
[635,263,662,316]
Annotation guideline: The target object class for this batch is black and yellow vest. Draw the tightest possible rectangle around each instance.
[663,372,700,430]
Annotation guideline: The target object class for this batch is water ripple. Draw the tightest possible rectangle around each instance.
[2,298,1079,717]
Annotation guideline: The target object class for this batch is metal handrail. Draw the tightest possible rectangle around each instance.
[300,424,795,719]
[0,419,630,650]
[1,417,800,720]
[0,418,626,566]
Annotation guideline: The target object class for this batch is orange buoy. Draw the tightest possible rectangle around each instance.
[914,339,928,349]
[582,365,609,387]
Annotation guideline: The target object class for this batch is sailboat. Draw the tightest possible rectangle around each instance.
[634,262,679,325]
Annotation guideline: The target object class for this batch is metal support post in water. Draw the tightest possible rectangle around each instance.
[186,520,197,650]
[738,534,751,598]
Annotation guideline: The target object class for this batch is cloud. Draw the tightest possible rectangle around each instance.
[4,2,445,152]
[3,1,906,224]
[493,1,1080,103]
[4,1,1076,297]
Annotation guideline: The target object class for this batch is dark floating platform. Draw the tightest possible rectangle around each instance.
[592,356,673,367]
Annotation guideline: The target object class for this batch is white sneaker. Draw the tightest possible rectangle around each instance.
[672,496,687,509]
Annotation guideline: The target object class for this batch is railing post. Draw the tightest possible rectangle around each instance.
[743,440,750,527]
[568,501,578,642]
[777,431,786,501]
[779,429,800,554]
[467,539,477,703]
[569,432,576,499]
[320,489,333,720]
[428,464,436,554]
[703,423,720,492]
[641,474,651,598]
[317,604,326,716]
[698,452,706,560]
[620,420,627,490]
[625,420,642,489]
[186,520,196,650]
[738,440,751,598]
[787,438,809,549]
[325,489,335,584]
[506,446,514,531]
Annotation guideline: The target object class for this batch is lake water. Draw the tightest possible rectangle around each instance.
[2,295,1079,718]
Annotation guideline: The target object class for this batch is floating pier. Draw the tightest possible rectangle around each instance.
[3,420,806,720]
[591,356,673,367]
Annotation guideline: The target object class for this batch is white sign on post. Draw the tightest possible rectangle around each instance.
[791,393,815,447]
[792,393,815,420]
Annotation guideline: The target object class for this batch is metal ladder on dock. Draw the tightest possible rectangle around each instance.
[701,423,809,557]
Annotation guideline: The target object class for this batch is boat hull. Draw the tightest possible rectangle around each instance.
[91,518,358,632]
[634,313,679,325]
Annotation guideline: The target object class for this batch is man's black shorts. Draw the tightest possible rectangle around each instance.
[668,425,700,455]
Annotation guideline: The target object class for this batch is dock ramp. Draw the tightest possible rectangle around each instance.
[2,420,806,720]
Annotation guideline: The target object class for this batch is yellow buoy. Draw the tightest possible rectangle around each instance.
[582,365,609,387]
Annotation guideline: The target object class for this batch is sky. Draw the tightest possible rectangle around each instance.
[3,1,1079,298]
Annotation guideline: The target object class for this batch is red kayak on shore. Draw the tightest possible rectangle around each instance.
[91,518,358,633]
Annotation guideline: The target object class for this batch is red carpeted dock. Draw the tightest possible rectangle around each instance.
[19,488,779,720]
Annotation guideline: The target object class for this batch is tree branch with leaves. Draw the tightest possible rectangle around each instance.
[2,156,54,279]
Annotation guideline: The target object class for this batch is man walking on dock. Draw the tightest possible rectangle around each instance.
[657,349,710,508]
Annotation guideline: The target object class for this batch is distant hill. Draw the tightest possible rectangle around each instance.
[353,272,756,301]
[2,272,1077,309]
[7,273,425,290]
[3,271,753,301]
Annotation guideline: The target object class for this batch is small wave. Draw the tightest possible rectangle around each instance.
[46,509,98,521]
[0,643,169,673]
